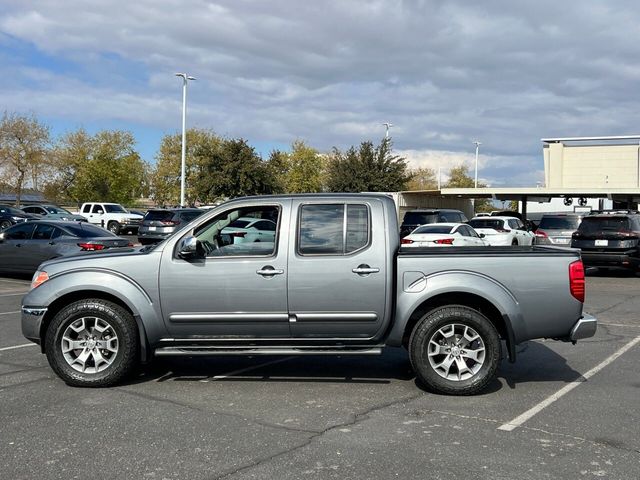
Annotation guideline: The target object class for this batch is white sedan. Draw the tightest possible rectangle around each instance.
[467,216,535,246]
[400,223,488,247]
[221,216,277,244]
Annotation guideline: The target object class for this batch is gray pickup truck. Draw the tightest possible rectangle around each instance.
[21,194,597,395]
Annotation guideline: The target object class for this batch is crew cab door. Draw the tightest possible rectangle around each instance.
[158,200,291,339]
[287,199,389,340]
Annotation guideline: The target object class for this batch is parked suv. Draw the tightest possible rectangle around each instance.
[400,209,468,238]
[0,204,40,230]
[138,208,204,245]
[571,211,640,271]
[534,213,585,246]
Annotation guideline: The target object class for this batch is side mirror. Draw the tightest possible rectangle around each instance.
[479,233,485,238]
[178,235,202,258]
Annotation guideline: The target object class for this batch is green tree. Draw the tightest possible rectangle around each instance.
[193,138,277,201]
[267,140,326,193]
[0,112,51,206]
[326,138,411,192]
[406,167,437,190]
[445,164,492,212]
[50,129,147,205]
[151,128,221,206]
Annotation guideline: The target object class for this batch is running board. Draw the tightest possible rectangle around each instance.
[154,346,383,357]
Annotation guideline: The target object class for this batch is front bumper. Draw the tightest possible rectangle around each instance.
[569,313,597,341]
[21,306,47,345]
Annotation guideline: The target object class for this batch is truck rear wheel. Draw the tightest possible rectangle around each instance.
[44,299,138,387]
[409,305,500,395]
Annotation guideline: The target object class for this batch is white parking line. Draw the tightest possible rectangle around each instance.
[0,343,37,352]
[0,311,20,316]
[600,322,640,329]
[498,335,640,432]
[0,279,30,285]
[0,292,28,297]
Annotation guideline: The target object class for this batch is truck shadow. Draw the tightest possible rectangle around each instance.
[126,341,584,393]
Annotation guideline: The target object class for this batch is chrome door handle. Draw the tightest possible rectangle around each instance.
[256,267,285,276]
[352,265,380,275]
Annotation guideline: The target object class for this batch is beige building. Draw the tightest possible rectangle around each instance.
[543,136,640,189]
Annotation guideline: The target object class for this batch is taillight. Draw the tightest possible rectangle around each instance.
[78,243,106,251]
[434,238,454,245]
[535,229,548,238]
[569,260,585,303]
[401,238,414,244]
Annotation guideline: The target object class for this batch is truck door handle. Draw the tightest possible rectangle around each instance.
[256,266,285,277]
[352,264,380,275]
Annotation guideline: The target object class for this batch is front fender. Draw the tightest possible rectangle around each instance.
[22,268,166,358]
[388,270,527,346]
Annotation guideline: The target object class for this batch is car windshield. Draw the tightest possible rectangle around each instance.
[578,217,630,233]
[45,206,71,214]
[62,223,115,238]
[538,217,580,230]
[104,204,127,213]
[468,219,503,229]
[413,225,453,234]
[403,212,438,224]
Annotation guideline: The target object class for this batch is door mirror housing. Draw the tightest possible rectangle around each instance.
[479,233,485,238]
[178,235,202,258]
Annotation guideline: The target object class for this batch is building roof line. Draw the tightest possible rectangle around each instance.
[541,135,640,143]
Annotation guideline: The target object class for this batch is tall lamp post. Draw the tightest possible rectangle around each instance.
[175,73,196,207]
[473,140,482,188]
[382,122,393,140]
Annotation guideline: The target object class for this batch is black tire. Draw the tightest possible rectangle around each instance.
[0,220,11,230]
[45,299,138,387]
[107,221,121,235]
[511,238,518,246]
[409,305,500,395]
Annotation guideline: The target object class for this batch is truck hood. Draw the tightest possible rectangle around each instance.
[37,246,152,274]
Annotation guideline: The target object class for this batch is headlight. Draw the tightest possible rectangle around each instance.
[61,217,69,221]
[11,216,24,221]
[31,271,49,290]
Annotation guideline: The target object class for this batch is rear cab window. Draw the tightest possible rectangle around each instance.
[297,203,370,255]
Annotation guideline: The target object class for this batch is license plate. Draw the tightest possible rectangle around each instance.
[595,239,608,247]
[148,226,156,231]
[554,238,569,244]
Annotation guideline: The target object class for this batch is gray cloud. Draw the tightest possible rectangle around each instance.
[2,0,639,186]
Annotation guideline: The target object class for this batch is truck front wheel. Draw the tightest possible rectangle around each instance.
[409,306,500,395]
[107,221,121,235]
[44,299,138,387]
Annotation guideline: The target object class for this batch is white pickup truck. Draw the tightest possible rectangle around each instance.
[77,202,143,235]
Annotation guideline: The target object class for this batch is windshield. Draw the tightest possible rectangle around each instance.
[403,212,438,225]
[45,206,71,214]
[413,225,454,234]
[468,219,503,229]
[104,204,128,213]
[538,216,580,230]
[578,217,630,233]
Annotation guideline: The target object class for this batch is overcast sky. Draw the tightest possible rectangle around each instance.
[2,0,639,187]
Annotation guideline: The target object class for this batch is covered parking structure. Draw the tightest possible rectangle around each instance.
[438,187,640,220]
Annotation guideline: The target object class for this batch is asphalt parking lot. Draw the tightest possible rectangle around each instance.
[1,271,639,479]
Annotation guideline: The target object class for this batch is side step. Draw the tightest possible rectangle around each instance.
[154,346,383,357]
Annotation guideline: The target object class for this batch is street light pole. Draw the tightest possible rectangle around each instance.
[473,140,482,188]
[175,73,196,207]
[382,122,393,140]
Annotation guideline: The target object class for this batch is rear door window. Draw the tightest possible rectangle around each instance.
[298,204,369,255]
[33,223,56,240]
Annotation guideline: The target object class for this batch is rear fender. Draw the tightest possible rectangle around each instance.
[388,270,526,356]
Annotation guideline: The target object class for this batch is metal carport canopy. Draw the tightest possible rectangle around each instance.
[437,187,640,218]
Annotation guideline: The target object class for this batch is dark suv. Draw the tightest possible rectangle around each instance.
[400,209,468,238]
[571,211,640,271]
[0,204,40,230]
[138,208,204,245]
